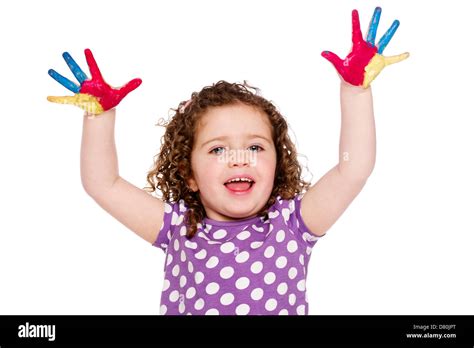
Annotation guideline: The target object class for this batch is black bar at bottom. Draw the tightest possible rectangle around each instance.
[0,315,472,346]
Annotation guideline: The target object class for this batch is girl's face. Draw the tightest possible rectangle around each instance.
[188,102,277,221]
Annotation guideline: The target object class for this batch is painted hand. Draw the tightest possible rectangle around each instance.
[47,49,142,115]
[322,7,409,88]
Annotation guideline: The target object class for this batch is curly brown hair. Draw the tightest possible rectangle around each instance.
[145,80,310,239]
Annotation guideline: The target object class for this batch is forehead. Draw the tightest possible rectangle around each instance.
[196,103,272,141]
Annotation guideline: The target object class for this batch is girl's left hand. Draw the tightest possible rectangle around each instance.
[322,7,409,88]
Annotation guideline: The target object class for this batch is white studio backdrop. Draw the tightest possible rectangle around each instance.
[0,0,472,314]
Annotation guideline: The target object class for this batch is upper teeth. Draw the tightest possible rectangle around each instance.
[227,177,253,183]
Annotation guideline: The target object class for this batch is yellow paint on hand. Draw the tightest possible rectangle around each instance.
[47,93,104,115]
[363,52,410,88]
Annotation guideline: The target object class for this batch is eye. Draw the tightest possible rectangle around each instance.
[249,145,263,152]
[210,147,225,155]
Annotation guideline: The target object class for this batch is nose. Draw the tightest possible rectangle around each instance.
[227,148,250,168]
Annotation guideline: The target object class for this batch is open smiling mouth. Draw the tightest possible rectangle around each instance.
[224,177,255,193]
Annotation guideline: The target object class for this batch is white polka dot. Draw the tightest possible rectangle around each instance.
[251,288,264,300]
[289,293,296,306]
[220,266,234,279]
[276,229,285,242]
[179,275,187,287]
[264,272,276,285]
[206,256,219,269]
[275,256,288,269]
[194,298,204,310]
[268,210,279,219]
[195,249,207,260]
[164,203,172,214]
[299,254,304,265]
[264,246,275,258]
[172,264,180,277]
[195,272,204,284]
[303,232,318,242]
[160,304,167,314]
[235,277,250,290]
[206,282,220,295]
[297,304,305,315]
[197,232,209,240]
[220,293,234,306]
[178,301,185,314]
[235,251,250,263]
[250,261,263,274]
[169,290,179,302]
[279,309,289,315]
[187,261,194,273]
[306,246,312,255]
[185,240,197,249]
[213,229,227,239]
[166,254,173,266]
[265,298,277,311]
[220,242,235,254]
[205,308,219,315]
[162,279,170,292]
[186,287,196,299]
[250,241,264,249]
[269,224,274,233]
[287,240,298,253]
[171,212,179,226]
[277,282,288,295]
[290,199,296,212]
[236,303,250,315]
[297,279,306,291]
[288,267,298,279]
[180,250,186,262]
[252,224,264,232]
[236,231,251,240]
[179,226,187,237]
[282,208,290,222]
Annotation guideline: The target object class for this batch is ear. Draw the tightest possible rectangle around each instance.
[187,177,199,192]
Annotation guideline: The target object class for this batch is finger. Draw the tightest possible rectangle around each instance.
[321,51,344,76]
[366,7,381,46]
[62,52,88,84]
[351,9,363,45]
[377,19,400,54]
[118,78,142,99]
[384,52,409,66]
[48,69,80,93]
[84,48,104,80]
[47,94,104,114]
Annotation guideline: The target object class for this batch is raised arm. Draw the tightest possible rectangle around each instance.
[48,49,164,244]
[300,7,408,237]
[301,83,375,237]
[80,109,164,244]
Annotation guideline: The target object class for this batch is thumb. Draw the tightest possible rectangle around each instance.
[321,51,345,76]
[119,78,142,99]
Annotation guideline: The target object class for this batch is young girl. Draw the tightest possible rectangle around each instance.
[47,7,408,315]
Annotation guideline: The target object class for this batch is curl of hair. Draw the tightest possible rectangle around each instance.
[145,80,311,239]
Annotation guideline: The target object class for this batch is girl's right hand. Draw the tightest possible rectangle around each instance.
[47,49,142,115]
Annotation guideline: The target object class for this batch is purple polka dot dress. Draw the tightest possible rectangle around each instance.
[152,194,324,315]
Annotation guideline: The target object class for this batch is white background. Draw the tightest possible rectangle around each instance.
[0,0,473,314]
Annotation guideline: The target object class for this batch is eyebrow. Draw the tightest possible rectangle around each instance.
[200,134,272,149]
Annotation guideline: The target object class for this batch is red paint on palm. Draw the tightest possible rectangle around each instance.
[321,10,378,86]
[79,49,142,111]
